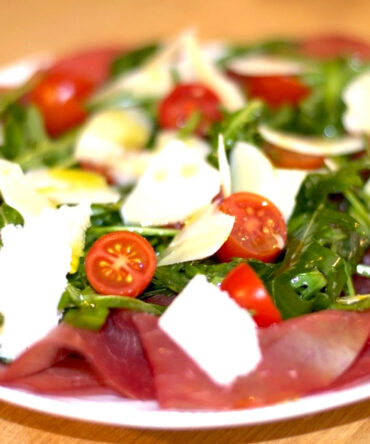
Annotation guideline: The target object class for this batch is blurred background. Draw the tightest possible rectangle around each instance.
[1,0,370,63]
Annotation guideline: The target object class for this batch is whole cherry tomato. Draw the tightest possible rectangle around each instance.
[158,83,222,135]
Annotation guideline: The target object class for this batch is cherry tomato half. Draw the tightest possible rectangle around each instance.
[48,48,122,89]
[30,72,93,136]
[85,231,157,297]
[221,263,282,327]
[263,143,325,170]
[158,83,222,135]
[217,192,287,263]
[301,35,370,60]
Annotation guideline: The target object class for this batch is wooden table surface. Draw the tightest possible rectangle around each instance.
[0,1,369,442]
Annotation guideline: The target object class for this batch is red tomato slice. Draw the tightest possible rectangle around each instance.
[30,72,93,136]
[217,192,287,262]
[85,231,157,297]
[301,35,370,60]
[158,83,222,135]
[48,48,122,89]
[221,263,282,327]
[263,143,325,170]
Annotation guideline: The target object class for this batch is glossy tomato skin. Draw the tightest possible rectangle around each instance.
[48,48,122,89]
[158,83,222,135]
[301,35,370,60]
[30,72,93,136]
[217,192,287,263]
[263,143,325,170]
[221,263,282,327]
[85,231,157,297]
[228,71,309,108]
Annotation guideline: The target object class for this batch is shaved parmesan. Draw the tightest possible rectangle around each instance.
[230,142,307,220]
[158,204,234,265]
[121,142,221,226]
[93,30,245,111]
[343,70,370,134]
[259,124,364,156]
[181,32,245,111]
[159,275,261,386]
[217,134,232,197]
[0,160,53,221]
[228,54,305,76]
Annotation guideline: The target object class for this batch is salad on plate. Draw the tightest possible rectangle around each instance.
[0,30,369,413]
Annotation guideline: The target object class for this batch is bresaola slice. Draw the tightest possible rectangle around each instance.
[134,310,370,410]
[0,311,155,399]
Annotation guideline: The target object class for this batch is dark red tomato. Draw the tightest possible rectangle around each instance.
[158,83,222,135]
[30,72,93,136]
[240,75,309,108]
[301,35,370,60]
[48,48,122,89]
[85,231,157,297]
[221,263,282,327]
[217,192,287,263]
[263,143,325,170]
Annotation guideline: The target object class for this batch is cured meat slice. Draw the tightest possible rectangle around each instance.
[2,356,114,395]
[134,311,370,409]
[0,311,155,399]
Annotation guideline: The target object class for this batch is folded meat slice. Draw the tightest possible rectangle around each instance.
[0,311,155,399]
[134,310,370,410]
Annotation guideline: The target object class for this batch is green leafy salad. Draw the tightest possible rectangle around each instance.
[0,30,369,370]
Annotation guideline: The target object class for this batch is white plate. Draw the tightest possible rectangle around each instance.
[0,381,370,429]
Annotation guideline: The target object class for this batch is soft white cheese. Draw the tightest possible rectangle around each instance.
[159,275,262,386]
[158,204,234,266]
[343,70,370,134]
[121,141,221,226]
[227,54,305,76]
[0,203,91,360]
[230,141,307,221]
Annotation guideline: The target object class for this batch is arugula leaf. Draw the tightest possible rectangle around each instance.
[110,44,159,78]
[268,163,369,318]
[151,258,276,295]
[0,104,78,170]
[0,203,24,230]
[60,284,165,330]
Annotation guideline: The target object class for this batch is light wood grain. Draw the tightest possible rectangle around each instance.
[0,0,369,442]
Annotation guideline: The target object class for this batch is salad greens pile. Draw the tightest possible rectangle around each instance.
[0,36,369,332]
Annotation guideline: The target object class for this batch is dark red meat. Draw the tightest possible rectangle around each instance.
[134,310,370,410]
[0,311,155,399]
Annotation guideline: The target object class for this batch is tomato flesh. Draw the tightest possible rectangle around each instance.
[217,192,287,262]
[158,83,222,135]
[263,143,325,170]
[30,72,93,136]
[85,231,157,297]
[221,263,282,327]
